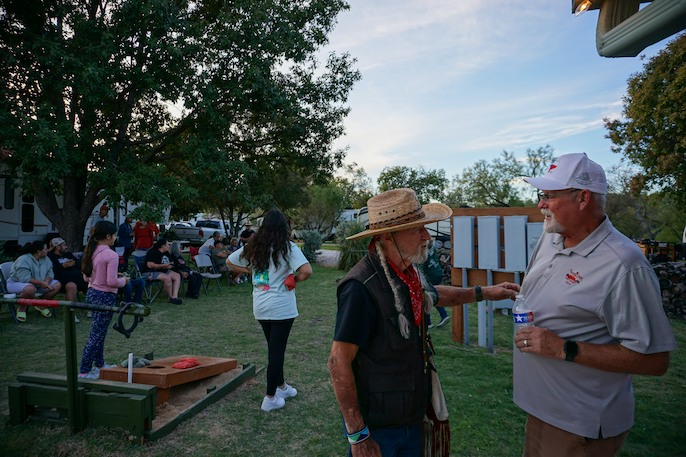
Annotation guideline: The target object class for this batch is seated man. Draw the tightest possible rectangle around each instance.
[6,240,62,322]
[120,272,145,304]
[210,238,230,273]
[169,241,202,299]
[226,237,246,283]
[199,231,221,256]
[142,238,183,305]
[47,237,87,301]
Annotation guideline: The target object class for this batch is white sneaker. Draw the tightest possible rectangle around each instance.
[261,395,286,412]
[276,383,297,399]
[437,316,451,327]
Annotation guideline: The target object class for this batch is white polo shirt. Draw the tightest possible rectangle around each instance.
[513,217,677,438]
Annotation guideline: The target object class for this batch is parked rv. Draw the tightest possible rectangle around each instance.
[0,173,59,255]
[0,172,169,252]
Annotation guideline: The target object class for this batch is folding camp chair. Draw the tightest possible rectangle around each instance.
[132,252,164,303]
[193,254,223,294]
[114,246,127,272]
[0,262,19,324]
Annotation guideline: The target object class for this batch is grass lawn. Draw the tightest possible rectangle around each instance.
[0,263,684,456]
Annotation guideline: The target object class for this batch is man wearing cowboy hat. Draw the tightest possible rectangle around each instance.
[239,221,255,246]
[328,188,519,456]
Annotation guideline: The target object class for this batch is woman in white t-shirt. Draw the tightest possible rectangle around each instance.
[227,209,312,412]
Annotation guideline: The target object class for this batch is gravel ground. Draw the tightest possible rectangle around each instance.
[316,249,340,268]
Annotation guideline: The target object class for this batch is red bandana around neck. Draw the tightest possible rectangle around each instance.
[388,260,423,327]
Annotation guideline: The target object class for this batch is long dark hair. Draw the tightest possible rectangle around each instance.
[82,221,117,276]
[241,209,290,272]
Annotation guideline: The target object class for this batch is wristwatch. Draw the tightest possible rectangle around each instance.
[474,285,483,302]
[563,340,578,362]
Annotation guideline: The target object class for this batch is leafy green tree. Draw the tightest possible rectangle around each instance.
[448,147,554,207]
[605,164,686,242]
[0,0,359,249]
[604,33,686,210]
[291,181,347,237]
[338,163,375,208]
[377,166,447,203]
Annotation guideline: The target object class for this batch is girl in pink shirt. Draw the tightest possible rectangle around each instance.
[79,221,128,378]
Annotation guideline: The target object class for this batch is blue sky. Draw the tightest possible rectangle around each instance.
[322,0,674,183]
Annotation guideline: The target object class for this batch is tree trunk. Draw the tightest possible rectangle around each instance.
[31,176,103,251]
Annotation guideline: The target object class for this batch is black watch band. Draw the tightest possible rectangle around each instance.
[564,340,578,362]
[474,286,483,302]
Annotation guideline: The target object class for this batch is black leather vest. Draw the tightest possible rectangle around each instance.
[338,253,430,427]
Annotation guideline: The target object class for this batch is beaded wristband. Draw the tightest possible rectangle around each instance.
[347,425,370,445]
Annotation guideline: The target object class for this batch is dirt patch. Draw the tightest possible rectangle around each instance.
[152,366,245,429]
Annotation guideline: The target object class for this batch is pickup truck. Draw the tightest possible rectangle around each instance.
[195,220,229,239]
[166,223,206,245]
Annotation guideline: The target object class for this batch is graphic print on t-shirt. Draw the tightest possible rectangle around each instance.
[254,270,270,291]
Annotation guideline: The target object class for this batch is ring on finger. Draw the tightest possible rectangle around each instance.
[524,339,528,347]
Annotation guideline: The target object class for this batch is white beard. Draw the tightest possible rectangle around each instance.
[404,244,428,264]
[542,209,564,233]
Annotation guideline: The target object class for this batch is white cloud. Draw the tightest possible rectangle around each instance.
[323,0,668,180]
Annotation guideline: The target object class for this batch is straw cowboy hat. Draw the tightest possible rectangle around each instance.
[348,188,452,240]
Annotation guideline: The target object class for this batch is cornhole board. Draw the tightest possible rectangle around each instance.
[8,362,256,441]
[100,355,237,405]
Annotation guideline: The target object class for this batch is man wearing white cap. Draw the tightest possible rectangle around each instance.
[515,153,677,456]
[328,188,519,457]
[48,237,87,301]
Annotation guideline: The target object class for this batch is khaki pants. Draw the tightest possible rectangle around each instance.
[524,414,629,457]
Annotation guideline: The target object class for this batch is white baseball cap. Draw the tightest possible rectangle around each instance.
[523,153,607,194]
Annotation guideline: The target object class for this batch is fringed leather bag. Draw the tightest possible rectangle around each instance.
[423,357,450,457]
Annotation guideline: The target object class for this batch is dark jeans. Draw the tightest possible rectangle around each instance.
[346,422,422,457]
[258,318,295,396]
[80,288,115,373]
[122,278,145,303]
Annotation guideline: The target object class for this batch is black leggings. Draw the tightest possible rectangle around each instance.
[259,318,295,396]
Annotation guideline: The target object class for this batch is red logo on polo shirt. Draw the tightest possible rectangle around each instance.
[565,270,582,285]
